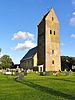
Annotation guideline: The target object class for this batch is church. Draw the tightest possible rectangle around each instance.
[20,8,61,72]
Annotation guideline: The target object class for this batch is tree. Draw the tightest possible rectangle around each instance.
[0,48,2,57]
[61,56,75,71]
[0,55,14,69]
[0,48,1,53]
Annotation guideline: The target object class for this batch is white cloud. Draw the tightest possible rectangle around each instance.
[72,12,75,15]
[13,40,36,50]
[12,31,34,40]
[72,0,75,5]
[0,52,3,58]
[71,34,75,38]
[70,17,75,26]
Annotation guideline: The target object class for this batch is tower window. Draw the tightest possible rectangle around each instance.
[50,30,52,34]
[52,17,54,21]
[52,50,54,54]
[52,60,54,64]
[54,31,55,35]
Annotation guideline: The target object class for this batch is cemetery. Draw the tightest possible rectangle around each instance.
[0,71,75,100]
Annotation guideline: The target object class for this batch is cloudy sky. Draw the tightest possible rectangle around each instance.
[0,0,75,64]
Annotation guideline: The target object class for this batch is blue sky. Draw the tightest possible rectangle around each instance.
[0,0,75,64]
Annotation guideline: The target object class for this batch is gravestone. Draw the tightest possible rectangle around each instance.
[24,70,27,76]
[15,67,24,81]
[18,73,24,81]
[64,69,71,76]
[15,72,24,81]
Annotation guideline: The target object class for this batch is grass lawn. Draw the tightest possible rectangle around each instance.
[0,72,75,100]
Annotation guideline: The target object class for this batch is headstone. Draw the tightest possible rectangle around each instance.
[15,72,24,81]
[53,71,57,75]
[64,69,70,76]
[45,71,50,76]
[24,70,27,76]
[18,73,24,81]
[40,72,44,76]
[69,70,72,75]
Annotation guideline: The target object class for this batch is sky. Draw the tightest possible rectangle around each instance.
[0,0,75,64]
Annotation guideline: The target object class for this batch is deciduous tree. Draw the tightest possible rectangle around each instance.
[0,55,14,69]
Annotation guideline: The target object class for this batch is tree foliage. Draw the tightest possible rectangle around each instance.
[61,56,75,71]
[0,55,14,69]
[0,48,1,53]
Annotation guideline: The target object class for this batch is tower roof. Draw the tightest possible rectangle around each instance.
[38,8,59,25]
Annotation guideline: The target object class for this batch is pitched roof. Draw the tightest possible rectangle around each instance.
[21,47,37,61]
[38,8,58,25]
[38,11,50,26]
[38,8,53,26]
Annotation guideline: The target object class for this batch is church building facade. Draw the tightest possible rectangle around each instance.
[20,8,61,72]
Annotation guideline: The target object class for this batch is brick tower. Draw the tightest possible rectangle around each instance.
[37,8,61,72]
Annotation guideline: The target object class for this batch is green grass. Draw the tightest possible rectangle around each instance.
[0,72,75,100]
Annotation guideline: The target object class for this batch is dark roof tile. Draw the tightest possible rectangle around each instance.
[21,47,37,61]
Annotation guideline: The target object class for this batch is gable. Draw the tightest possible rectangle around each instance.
[45,8,59,24]
[38,8,59,26]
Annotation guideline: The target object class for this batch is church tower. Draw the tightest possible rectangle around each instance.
[37,8,61,72]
